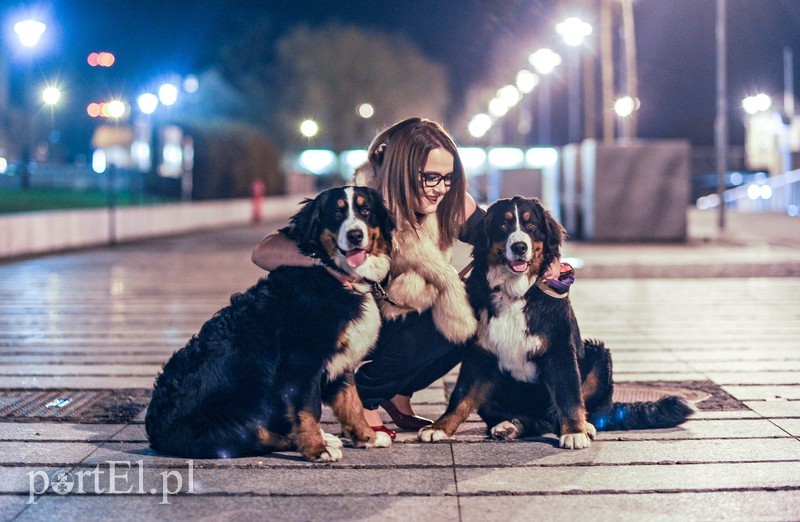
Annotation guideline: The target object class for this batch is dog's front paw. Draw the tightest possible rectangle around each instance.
[418,426,451,442]
[309,444,343,462]
[490,419,522,440]
[368,430,393,448]
[559,432,592,450]
[585,422,597,440]
[320,429,344,449]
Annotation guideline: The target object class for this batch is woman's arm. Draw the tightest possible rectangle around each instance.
[251,232,318,272]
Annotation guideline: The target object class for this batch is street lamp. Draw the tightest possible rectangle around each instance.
[742,93,771,115]
[41,85,61,106]
[468,113,492,139]
[529,48,562,145]
[556,17,592,144]
[13,18,47,188]
[614,95,638,141]
[300,119,319,138]
[158,83,179,107]
[137,93,159,115]
[357,103,374,119]
[13,19,47,48]
[555,17,593,47]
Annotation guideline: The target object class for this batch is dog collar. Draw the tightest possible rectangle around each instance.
[535,262,575,299]
[318,257,407,307]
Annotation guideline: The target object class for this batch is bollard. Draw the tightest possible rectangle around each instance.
[251,179,265,224]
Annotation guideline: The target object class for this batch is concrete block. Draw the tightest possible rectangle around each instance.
[580,139,691,241]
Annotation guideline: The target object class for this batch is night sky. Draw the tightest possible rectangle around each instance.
[4,0,800,151]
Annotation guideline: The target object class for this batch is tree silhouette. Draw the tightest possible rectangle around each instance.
[271,22,449,151]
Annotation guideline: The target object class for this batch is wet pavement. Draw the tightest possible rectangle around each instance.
[0,208,798,521]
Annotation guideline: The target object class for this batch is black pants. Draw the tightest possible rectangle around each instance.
[355,309,463,411]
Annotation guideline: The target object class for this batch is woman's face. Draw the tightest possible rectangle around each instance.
[415,147,454,215]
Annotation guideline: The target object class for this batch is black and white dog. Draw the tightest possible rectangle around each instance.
[420,196,694,449]
[146,186,394,462]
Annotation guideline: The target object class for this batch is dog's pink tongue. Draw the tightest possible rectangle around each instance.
[345,249,367,268]
[510,260,529,273]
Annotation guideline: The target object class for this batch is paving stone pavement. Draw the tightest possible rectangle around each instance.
[0,208,798,521]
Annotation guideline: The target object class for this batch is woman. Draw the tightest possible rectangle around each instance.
[253,118,484,437]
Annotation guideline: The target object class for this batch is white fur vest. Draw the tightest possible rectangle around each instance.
[380,212,477,344]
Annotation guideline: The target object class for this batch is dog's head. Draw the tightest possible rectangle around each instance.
[476,196,565,280]
[281,186,394,282]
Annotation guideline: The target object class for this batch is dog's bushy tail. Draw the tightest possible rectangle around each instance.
[591,396,695,431]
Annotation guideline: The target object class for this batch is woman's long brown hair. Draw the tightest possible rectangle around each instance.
[365,117,466,249]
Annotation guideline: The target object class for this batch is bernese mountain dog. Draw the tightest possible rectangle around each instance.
[419,196,694,449]
[146,186,394,462]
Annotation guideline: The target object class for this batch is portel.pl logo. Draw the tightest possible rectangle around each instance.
[27,460,195,505]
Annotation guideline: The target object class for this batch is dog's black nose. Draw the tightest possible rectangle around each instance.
[510,242,528,256]
[347,229,364,246]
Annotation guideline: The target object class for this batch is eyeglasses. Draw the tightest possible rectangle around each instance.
[419,171,454,188]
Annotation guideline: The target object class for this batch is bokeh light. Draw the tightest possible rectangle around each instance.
[137,93,159,114]
[357,103,374,119]
[41,86,61,106]
[556,17,593,47]
[158,83,179,106]
[300,119,319,138]
[14,19,47,48]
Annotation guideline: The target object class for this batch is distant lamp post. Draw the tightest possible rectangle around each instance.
[555,17,593,47]
[614,95,639,141]
[742,93,771,115]
[14,19,47,48]
[529,48,562,145]
[468,113,492,139]
[300,119,319,138]
[41,85,61,106]
[741,93,783,175]
[14,18,48,189]
[106,99,126,119]
[556,17,592,144]
[158,83,178,106]
[357,103,374,119]
[137,93,159,115]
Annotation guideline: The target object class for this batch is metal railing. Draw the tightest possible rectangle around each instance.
[696,169,800,216]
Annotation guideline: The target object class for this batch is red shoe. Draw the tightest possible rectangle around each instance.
[370,424,396,440]
[380,400,433,431]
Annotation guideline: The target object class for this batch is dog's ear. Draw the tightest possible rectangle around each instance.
[368,189,395,246]
[470,210,491,257]
[280,190,331,256]
[542,207,566,267]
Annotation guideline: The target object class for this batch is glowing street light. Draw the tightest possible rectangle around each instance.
[557,17,593,144]
[106,99,126,119]
[528,48,562,145]
[357,103,374,119]
[742,93,772,115]
[158,83,179,106]
[468,113,492,139]
[556,17,593,47]
[137,93,159,115]
[515,70,539,94]
[614,96,636,118]
[14,19,47,48]
[528,48,562,75]
[41,86,61,106]
[300,119,319,138]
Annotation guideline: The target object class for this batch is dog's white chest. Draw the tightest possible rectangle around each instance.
[326,294,381,381]
[477,294,545,382]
